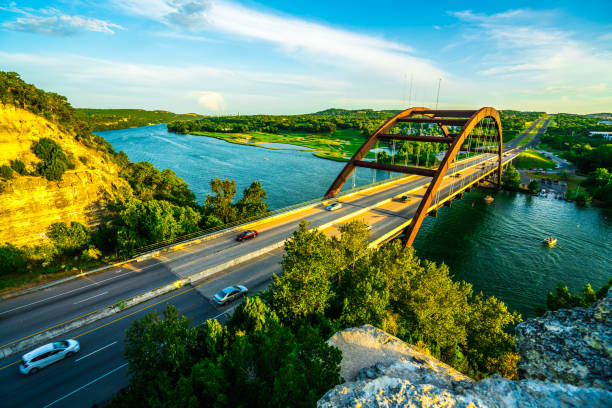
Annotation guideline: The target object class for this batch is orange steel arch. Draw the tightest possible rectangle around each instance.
[325,107,503,247]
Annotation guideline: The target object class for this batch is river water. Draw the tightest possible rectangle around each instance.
[97,124,611,317]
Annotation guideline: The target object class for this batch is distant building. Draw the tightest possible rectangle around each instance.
[589,131,612,140]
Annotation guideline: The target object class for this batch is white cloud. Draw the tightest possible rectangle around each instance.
[198,91,224,111]
[1,6,123,36]
[115,0,447,82]
[448,8,612,112]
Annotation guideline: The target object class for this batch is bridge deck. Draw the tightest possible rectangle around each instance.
[322,150,518,246]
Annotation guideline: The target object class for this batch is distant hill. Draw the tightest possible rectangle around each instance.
[585,113,612,120]
[76,108,206,131]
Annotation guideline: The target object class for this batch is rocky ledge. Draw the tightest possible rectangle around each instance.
[516,289,611,390]
[318,290,611,408]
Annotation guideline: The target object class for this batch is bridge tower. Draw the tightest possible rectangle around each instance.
[325,107,503,247]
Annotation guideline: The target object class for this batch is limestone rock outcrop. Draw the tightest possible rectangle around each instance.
[0,103,129,245]
[515,289,611,390]
[318,292,612,407]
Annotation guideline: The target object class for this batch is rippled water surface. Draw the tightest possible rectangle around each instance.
[97,124,392,208]
[98,124,612,317]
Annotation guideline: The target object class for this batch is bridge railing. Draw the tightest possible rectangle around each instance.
[124,151,511,259]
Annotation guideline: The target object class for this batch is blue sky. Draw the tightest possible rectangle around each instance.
[1,0,611,114]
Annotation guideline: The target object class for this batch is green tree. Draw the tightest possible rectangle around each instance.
[47,222,91,255]
[0,243,26,276]
[235,181,268,219]
[123,305,205,407]
[205,178,237,224]
[113,198,200,253]
[465,294,521,379]
[502,164,521,190]
[271,221,339,322]
[10,159,27,175]
[527,179,540,194]
[32,137,72,181]
[0,164,14,179]
[340,264,389,327]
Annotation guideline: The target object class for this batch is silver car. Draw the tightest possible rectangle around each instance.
[214,285,248,305]
[20,339,80,375]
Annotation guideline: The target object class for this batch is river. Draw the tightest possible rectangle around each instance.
[97,124,612,318]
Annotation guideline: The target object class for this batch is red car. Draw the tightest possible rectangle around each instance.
[236,230,258,241]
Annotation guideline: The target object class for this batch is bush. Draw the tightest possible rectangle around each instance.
[0,164,14,179]
[528,179,539,194]
[78,156,88,164]
[0,243,26,276]
[47,222,91,255]
[10,159,27,175]
[32,138,71,181]
[81,247,101,261]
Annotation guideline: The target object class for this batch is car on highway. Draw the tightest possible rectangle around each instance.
[214,285,248,305]
[326,202,343,211]
[20,339,80,375]
[399,195,409,202]
[236,230,258,241]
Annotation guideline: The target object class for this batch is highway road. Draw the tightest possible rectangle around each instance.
[0,118,550,407]
[0,249,283,408]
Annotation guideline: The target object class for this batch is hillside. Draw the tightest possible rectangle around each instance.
[0,102,129,246]
[76,108,205,131]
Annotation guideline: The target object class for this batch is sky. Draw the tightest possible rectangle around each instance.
[0,0,611,114]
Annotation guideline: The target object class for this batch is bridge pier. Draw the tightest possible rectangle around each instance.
[428,209,438,218]
[444,200,452,207]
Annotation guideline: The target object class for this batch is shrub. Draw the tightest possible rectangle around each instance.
[0,243,26,276]
[47,222,91,254]
[79,156,88,164]
[0,164,14,179]
[32,138,71,180]
[10,159,27,175]
[81,247,101,261]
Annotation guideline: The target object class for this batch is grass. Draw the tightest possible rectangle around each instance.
[188,128,367,162]
[515,149,557,169]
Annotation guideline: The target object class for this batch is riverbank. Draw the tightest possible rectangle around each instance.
[179,128,367,162]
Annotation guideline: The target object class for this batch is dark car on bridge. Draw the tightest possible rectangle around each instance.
[214,285,248,305]
[236,230,258,241]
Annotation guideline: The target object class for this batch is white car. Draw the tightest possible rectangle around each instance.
[19,339,80,375]
[326,203,343,211]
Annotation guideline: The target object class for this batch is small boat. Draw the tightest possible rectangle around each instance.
[543,237,557,247]
[262,158,269,161]
[484,195,494,203]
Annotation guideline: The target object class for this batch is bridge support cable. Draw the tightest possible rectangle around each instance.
[325,106,503,247]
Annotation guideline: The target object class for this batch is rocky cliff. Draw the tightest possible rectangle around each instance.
[318,291,612,407]
[0,103,129,246]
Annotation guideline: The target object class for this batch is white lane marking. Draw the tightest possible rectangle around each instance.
[74,341,117,362]
[73,291,109,305]
[43,363,128,408]
[115,269,123,273]
[0,273,131,316]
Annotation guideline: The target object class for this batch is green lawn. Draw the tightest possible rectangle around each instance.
[189,128,367,161]
[515,149,557,169]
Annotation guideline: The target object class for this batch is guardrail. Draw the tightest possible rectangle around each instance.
[1,152,495,300]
